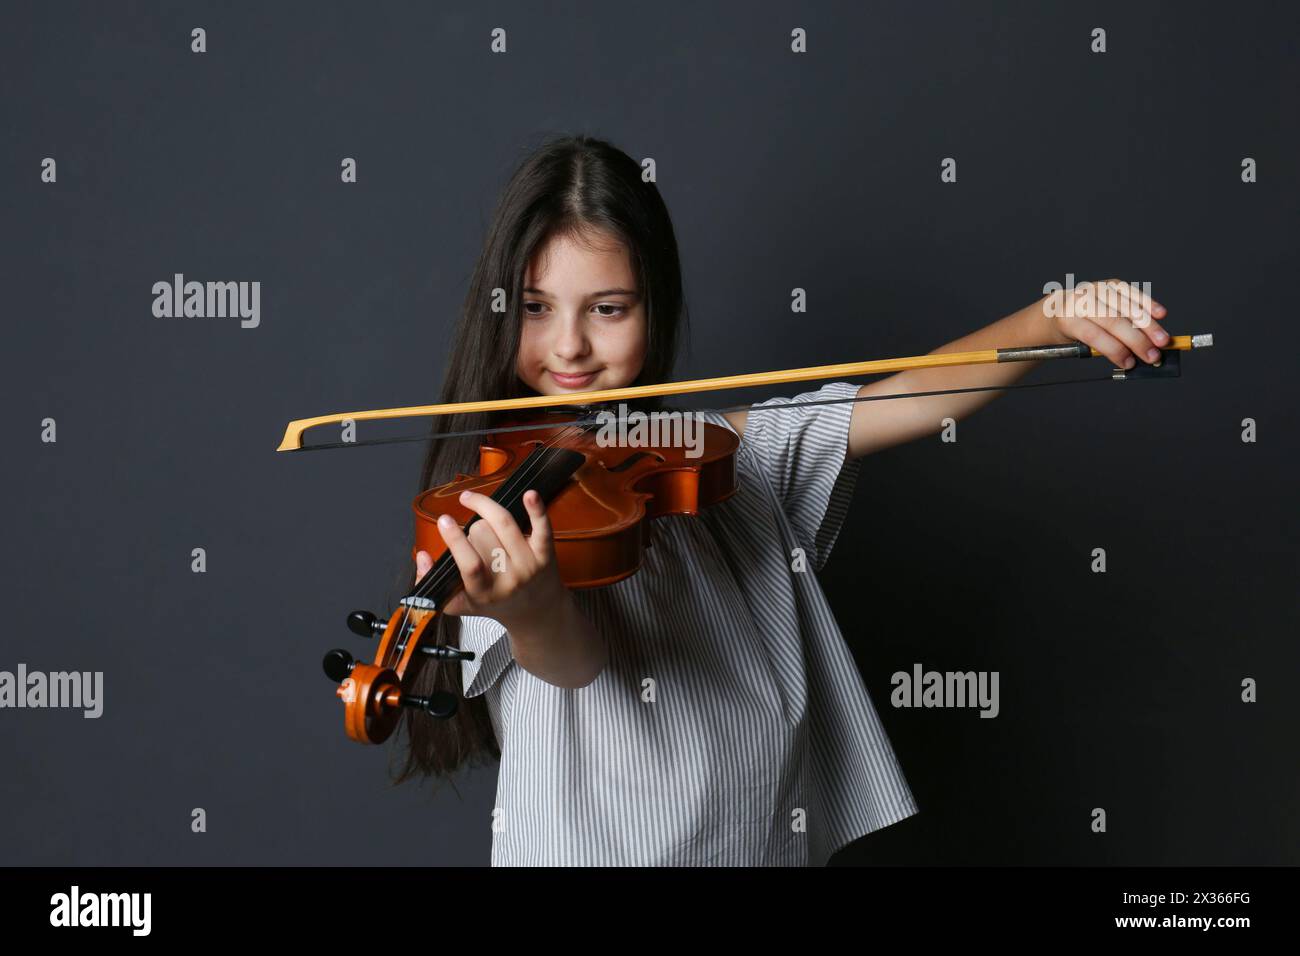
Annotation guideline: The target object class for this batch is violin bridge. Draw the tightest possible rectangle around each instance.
[400,595,437,611]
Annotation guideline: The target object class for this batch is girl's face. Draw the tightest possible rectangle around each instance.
[515,229,648,395]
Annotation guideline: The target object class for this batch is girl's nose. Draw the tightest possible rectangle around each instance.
[552,314,592,360]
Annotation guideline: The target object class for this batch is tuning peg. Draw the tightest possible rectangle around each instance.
[322,649,355,682]
[347,610,388,638]
[400,691,458,719]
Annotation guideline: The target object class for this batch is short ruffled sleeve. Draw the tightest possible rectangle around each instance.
[734,380,862,572]
[455,614,514,698]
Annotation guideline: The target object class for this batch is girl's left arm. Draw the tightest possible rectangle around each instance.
[843,279,1169,460]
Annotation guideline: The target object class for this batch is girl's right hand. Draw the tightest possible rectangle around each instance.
[414,489,568,630]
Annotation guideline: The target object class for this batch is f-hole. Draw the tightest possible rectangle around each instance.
[606,451,664,473]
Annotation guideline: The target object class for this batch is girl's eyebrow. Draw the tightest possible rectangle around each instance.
[524,286,640,298]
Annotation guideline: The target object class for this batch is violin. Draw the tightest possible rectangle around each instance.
[282,334,1213,745]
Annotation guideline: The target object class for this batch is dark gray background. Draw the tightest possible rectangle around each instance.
[3,0,1296,866]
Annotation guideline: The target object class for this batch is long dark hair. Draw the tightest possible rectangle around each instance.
[390,133,689,788]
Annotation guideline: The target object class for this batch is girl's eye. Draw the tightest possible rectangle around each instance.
[522,302,627,318]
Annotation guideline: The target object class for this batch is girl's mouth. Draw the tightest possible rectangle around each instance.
[549,369,599,389]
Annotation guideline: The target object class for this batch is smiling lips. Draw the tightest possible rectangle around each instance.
[549,369,599,388]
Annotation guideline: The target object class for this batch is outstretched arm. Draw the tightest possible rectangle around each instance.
[723,280,1168,457]
[843,281,1168,459]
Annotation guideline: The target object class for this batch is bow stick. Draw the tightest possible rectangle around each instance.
[276,334,1214,452]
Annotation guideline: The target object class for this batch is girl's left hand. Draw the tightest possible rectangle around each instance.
[1040,279,1170,370]
[423,488,569,631]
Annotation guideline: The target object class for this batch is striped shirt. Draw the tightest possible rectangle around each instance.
[457,381,919,865]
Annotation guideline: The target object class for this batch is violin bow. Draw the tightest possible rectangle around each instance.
[295,333,1213,741]
[277,334,1214,452]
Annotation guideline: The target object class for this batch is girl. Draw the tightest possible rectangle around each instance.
[392,134,1169,866]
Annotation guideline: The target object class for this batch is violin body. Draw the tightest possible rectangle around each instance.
[413,409,739,588]
[330,408,738,745]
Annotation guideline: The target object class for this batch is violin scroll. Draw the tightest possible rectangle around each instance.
[323,605,471,744]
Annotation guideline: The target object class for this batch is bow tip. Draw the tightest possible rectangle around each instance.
[276,429,304,452]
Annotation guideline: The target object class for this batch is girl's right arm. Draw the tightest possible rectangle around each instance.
[417,489,607,689]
